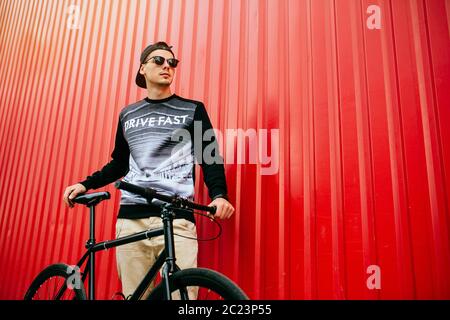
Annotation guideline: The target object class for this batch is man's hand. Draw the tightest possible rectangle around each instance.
[63,183,87,208]
[208,197,235,219]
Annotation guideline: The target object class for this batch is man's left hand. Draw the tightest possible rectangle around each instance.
[208,197,235,219]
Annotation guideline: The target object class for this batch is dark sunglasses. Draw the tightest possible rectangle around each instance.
[144,56,179,68]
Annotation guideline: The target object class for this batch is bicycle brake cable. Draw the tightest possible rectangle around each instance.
[172,208,222,242]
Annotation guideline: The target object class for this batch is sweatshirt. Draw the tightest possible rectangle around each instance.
[79,94,228,224]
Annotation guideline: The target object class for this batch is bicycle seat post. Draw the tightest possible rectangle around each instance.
[86,204,96,300]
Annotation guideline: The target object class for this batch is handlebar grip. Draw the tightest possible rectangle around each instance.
[191,203,216,214]
[114,180,155,200]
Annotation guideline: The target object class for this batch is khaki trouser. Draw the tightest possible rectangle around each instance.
[115,217,198,300]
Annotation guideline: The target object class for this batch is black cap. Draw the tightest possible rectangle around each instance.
[135,42,175,88]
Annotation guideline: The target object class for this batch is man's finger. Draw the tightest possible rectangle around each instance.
[63,189,70,204]
[215,203,225,219]
[225,208,233,219]
[63,194,70,205]
[224,206,234,219]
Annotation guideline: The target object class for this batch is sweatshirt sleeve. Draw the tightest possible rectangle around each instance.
[79,118,130,191]
[191,103,228,200]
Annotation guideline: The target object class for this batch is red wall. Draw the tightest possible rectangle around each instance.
[1,0,449,299]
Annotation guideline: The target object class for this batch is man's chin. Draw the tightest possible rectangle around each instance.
[159,79,172,85]
[151,80,172,87]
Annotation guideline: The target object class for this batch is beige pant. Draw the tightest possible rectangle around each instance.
[115,217,198,300]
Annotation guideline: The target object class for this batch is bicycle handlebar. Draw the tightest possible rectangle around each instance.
[114,180,216,214]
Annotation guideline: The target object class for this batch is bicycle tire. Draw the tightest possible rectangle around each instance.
[24,263,87,300]
[147,267,248,300]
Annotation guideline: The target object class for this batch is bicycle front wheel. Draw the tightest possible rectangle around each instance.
[147,267,248,300]
[24,263,87,300]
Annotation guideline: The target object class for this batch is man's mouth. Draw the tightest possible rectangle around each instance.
[160,73,170,77]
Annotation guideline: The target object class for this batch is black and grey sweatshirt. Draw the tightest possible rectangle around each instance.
[79,94,228,223]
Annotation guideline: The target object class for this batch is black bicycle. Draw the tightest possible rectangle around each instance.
[24,180,248,300]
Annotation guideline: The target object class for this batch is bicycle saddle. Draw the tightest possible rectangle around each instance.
[73,191,110,206]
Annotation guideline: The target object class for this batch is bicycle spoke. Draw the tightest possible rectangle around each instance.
[31,275,73,300]
[52,277,58,299]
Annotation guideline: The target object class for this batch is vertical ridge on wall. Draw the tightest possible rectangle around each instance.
[303,0,317,300]
[328,0,346,300]
[1,0,449,300]
[279,0,289,300]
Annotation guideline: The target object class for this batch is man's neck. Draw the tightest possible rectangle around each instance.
[146,86,172,100]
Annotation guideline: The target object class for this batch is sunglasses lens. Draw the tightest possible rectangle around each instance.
[153,56,165,65]
[168,59,179,68]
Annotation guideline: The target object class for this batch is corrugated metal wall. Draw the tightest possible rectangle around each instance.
[1,0,449,300]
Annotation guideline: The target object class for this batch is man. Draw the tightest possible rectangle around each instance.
[63,41,234,299]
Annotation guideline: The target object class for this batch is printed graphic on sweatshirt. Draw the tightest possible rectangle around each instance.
[119,98,197,206]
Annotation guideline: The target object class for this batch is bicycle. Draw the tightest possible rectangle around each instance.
[24,180,248,300]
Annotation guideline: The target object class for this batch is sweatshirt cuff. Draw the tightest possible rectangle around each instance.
[211,193,229,201]
[79,180,94,191]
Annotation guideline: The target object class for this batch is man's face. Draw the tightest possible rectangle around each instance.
[139,49,176,87]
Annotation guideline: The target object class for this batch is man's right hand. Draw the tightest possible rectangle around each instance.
[63,183,87,208]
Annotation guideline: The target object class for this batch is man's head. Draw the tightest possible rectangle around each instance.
[135,41,179,89]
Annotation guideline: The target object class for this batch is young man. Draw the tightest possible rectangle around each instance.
[63,42,234,299]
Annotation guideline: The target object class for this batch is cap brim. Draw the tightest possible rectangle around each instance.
[135,69,146,88]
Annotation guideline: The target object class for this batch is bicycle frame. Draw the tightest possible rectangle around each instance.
[74,203,187,300]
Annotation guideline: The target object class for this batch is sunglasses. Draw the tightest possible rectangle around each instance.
[144,56,179,68]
